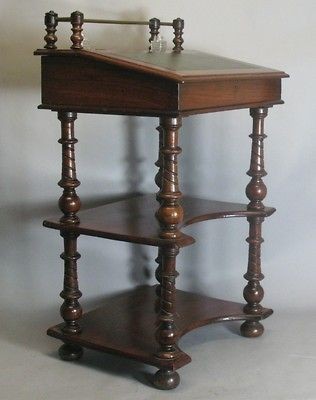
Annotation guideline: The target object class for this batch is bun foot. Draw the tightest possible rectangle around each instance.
[240,320,264,338]
[58,343,83,361]
[153,369,180,390]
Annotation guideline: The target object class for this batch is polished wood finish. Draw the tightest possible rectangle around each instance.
[35,37,287,389]
[43,10,183,52]
[241,108,268,338]
[154,246,180,389]
[57,111,83,357]
[59,231,82,335]
[43,194,275,247]
[156,117,183,239]
[149,18,160,49]
[172,18,184,52]
[44,10,58,49]
[179,78,281,113]
[57,111,81,225]
[47,285,273,367]
[70,11,84,50]
[39,56,178,115]
[154,117,183,388]
[154,119,164,300]
[34,49,288,116]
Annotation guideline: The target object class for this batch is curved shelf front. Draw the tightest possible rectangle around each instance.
[43,194,275,247]
[47,285,273,370]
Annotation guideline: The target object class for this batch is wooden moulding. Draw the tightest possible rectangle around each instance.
[36,50,287,116]
[47,285,273,370]
[43,194,276,248]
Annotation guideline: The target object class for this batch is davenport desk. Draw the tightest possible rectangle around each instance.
[35,11,288,390]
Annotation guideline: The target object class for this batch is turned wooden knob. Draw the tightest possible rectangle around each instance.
[70,11,84,49]
[44,10,58,49]
[172,18,184,52]
[149,17,161,50]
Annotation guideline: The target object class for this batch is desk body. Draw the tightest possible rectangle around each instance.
[35,47,288,390]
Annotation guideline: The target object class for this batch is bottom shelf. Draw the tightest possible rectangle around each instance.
[47,285,273,369]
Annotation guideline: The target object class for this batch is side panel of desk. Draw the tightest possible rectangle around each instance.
[40,56,179,114]
[179,78,282,113]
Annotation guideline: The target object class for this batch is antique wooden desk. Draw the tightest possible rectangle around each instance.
[35,11,288,390]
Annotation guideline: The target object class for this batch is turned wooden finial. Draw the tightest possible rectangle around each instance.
[44,10,58,49]
[70,11,84,49]
[149,18,161,50]
[172,18,184,52]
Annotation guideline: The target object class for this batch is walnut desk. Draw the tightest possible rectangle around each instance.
[35,12,288,390]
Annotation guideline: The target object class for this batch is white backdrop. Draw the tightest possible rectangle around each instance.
[1,0,316,347]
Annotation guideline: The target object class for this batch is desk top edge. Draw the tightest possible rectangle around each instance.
[34,48,289,83]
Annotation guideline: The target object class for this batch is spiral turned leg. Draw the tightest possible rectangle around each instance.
[153,116,183,389]
[153,246,181,390]
[154,120,163,312]
[57,111,83,358]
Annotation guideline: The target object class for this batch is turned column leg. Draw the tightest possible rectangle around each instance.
[241,107,268,338]
[57,111,83,360]
[154,119,163,306]
[154,116,183,390]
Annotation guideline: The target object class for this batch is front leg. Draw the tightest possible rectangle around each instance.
[241,107,269,338]
[154,116,183,389]
[57,111,83,359]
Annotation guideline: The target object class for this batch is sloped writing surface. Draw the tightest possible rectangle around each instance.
[90,49,288,80]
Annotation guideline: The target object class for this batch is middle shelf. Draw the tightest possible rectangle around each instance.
[43,193,275,247]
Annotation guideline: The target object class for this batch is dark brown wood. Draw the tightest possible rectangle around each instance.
[59,231,82,335]
[44,10,58,49]
[156,117,183,239]
[154,119,164,301]
[44,13,181,53]
[59,343,83,361]
[47,285,272,367]
[154,247,181,389]
[35,40,287,390]
[241,107,268,338]
[43,193,275,247]
[179,78,281,113]
[56,111,83,356]
[155,119,164,195]
[40,56,178,115]
[153,117,183,388]
[57,111,81,225]
[149,18,161,50]
[172,18,184,52]
[70,11,84,50]
[35,50,287,116]
[38,100,285,118]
